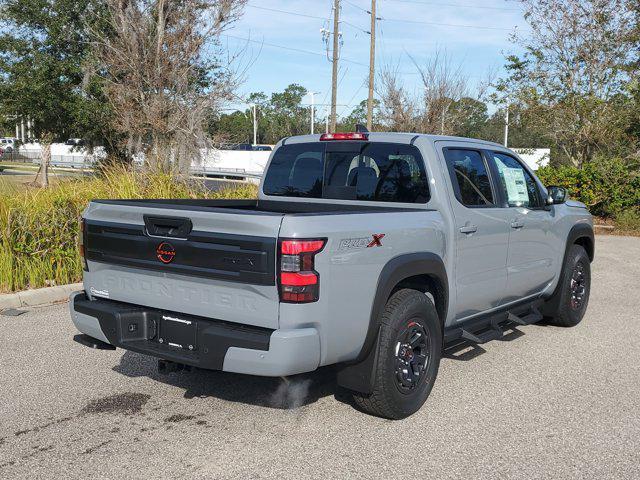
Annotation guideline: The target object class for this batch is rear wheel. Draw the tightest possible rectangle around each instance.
[546,244,591,327]
[353,289,442,419]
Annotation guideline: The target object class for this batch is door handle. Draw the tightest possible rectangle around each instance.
[459,225,478,234]
[510,220,525,229]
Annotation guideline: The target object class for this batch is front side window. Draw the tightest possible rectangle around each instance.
[443,149,494,207]
[263,142,429,204]
[490,152,543,208]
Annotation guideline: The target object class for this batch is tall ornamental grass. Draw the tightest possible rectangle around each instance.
[0,167,257,293]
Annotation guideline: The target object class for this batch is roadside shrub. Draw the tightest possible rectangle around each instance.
[0,167,257,293]
[536,156,640,217]
[615,208,640,233]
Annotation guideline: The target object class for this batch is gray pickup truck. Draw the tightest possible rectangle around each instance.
[70,132,594,419]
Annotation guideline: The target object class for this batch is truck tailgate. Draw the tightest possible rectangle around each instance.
[82,201,283,329]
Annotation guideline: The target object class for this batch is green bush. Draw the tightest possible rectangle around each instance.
[0,168,257,293]
[536,156,640,218]
[615,208,640,232]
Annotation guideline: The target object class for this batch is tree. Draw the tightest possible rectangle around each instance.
[208,84,310,145]
[414,51,468,135]
[376,51,473,134]
[626,0,640,148]
[92,0,247,173]
[0,0,112,146]
[498,0,636,167]
[377,66,419,132]
[33,132,53,188]
[268,84,309,139]
[340,99,381,132]
[448,97,488,139]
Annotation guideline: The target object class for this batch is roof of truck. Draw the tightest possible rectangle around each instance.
[281,132,506,148]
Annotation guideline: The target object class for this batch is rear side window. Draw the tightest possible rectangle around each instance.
[443,149,494,206]
[263,142,429,203]
[262,144,324,198]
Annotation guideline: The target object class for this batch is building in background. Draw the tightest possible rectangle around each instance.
[513,148,550,171]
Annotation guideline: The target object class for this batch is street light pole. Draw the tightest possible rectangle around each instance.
[503,101,509,148]
[325,107,330,134]
[309,92,321,135]
[251,104,258,146]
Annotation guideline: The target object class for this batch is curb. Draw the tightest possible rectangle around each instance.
[0,283,83,310]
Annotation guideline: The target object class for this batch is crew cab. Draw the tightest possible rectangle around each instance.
[70,132,594,419]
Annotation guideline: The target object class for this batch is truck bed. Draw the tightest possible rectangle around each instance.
[92,198,424,215]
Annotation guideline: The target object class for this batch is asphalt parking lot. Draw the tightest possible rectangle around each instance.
[1,235,639,479]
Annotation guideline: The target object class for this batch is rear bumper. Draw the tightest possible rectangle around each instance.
[69,291,320,376]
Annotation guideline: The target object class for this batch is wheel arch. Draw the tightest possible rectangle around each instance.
[337,252,448,394]
[541,222,594,316]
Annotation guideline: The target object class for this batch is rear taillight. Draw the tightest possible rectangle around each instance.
[279,238,326,303]
[79,218,88,271]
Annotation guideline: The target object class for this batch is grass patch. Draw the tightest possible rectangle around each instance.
[0,167,257,293]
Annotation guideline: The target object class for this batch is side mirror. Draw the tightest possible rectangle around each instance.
[546,186,567,205]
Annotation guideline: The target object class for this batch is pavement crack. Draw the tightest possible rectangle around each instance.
[14,416,74,437]
[82,440,111,455]
[164,414,196,423]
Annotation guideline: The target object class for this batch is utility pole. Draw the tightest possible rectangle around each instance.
[251,104,258,146]
[309,92,320,135]
[330,0,340,132]
[366,0,377,131]
[503,102,509,147]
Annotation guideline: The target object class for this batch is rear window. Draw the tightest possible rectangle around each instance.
[263,142,429,203]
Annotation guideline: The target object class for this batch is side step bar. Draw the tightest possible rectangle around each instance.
[507,308,543,326]
[445,303,545,345]
[461,327,503,344]
[73,334,116,350]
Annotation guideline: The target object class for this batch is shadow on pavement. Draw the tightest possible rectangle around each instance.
[112,350,351,410]
[112,320,548,410]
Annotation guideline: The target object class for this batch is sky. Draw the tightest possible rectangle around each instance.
[223,0,530,117]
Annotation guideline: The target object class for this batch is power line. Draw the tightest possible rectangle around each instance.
[381,0,522,11]
[379,16,515,31]
[246,4,328,21]
[247,4,368,34]
[249,1,514,33]
[336,0,513,33]
[342,0,369,13]
[341,20,371,34]
[221,34,369,68]
[339,82,367,117]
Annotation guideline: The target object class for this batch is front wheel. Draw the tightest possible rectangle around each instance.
[353,289,442,419]
[546,244,591,327]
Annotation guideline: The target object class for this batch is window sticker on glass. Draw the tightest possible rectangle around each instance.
[500,167,529,205]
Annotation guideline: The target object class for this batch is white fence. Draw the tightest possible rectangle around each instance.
[132,149,272,179]
[6,144,272,180]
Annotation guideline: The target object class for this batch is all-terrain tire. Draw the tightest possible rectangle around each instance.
[546,244,591,327]
[353,289,442,420]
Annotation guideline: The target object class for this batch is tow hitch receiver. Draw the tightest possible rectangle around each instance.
[158,359,192,374]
